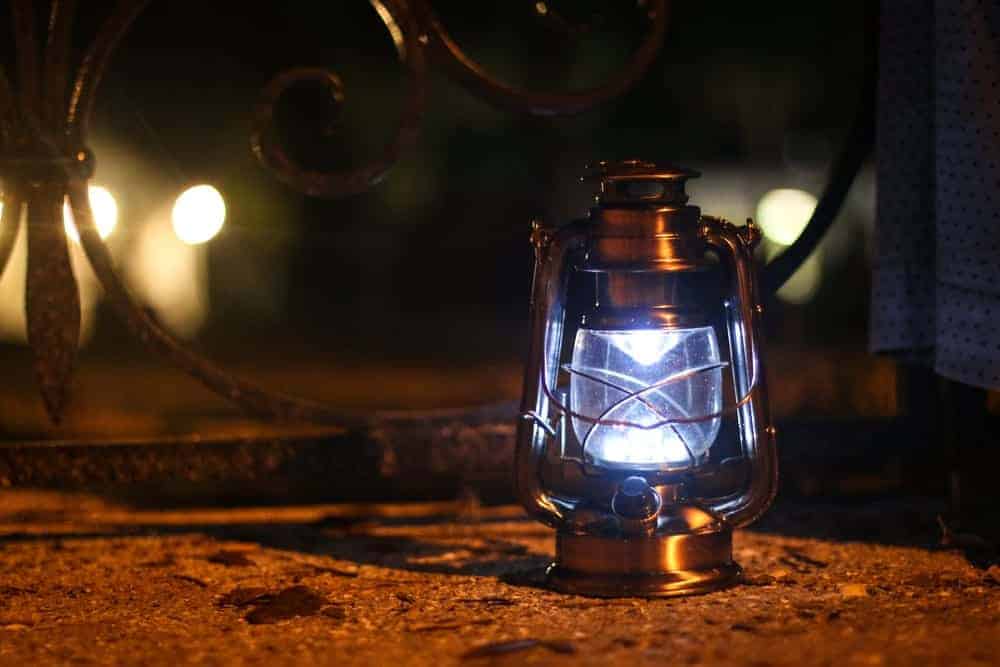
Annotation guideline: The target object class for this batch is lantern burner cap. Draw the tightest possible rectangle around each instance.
[592,159,700,207]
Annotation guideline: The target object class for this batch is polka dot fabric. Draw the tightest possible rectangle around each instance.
[872,0,1000,389]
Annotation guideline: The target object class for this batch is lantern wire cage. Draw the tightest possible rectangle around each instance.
[531,356,760,472]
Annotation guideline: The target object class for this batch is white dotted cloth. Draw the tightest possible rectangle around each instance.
[872,0,1000,388]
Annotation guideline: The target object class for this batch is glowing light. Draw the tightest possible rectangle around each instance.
[0,198,102,344]
[571,327,722,468]
[126,217,209,337]
[756,188,817,246]
[609,329,678,366]
[63,185,118,243]
[172,185,226,245]
[596,428,690,467]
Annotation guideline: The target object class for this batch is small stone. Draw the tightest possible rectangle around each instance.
[730,623,757,633]
[741,573,776,586]
[244,586,327,625]
[321,605,347,621]
[0,623,31,631]
[839,583,870,598]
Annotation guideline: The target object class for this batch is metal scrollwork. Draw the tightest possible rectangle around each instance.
[250,0,428,198]
[414,0,667,117]
[0,0,668,423]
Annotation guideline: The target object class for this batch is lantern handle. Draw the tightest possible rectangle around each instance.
[514,220,590,529]
[699,216,779,528]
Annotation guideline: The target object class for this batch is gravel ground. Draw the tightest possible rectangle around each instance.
[0,490,997,666]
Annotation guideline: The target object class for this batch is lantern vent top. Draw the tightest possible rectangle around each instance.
[593,160,700,207]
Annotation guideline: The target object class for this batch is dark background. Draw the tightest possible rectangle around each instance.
[0,1,892,438]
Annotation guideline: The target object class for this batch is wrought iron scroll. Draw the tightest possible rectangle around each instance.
[0,0,668,423]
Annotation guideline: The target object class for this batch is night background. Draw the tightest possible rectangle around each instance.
[0,0,886,436]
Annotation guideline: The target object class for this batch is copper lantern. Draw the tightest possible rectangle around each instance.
[517,160,778,597]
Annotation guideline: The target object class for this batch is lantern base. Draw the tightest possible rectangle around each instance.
[547,529,741,598]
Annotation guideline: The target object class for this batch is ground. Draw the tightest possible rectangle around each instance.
[0,490,997,666]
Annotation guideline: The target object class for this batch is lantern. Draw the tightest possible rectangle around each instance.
[517,160,777,597]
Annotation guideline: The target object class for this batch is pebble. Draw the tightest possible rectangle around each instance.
[839,583,870,598]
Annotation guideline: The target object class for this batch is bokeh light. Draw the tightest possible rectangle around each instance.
[126,218,209,338]
[0,196,103,345]
[63,185,118,243]
[756,188,817,246]
[172,185,226,245]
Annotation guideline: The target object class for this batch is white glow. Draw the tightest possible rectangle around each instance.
[756,188,817,246]
[596,428,691,467]
[570,327,723,469]
[172,185,225,245]
[609,329,678,366]
[63,185,118,243]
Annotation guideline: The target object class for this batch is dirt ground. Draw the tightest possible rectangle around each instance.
[0,490,997,666]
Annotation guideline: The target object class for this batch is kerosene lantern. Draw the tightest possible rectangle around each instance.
[517,160,777,597]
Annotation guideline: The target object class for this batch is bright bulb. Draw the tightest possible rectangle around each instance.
[610,329,677,366]
[570,327,723,469]
[172,185,225,245]
[63,185,118,243]
[756,188,817,246]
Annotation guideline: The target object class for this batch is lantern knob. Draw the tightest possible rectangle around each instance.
[592,159,700,207]
[611,476,662,534]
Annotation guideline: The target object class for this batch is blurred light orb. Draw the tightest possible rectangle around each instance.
[756,188,817,246]
[63,185,118,243]
[172,185,226,245]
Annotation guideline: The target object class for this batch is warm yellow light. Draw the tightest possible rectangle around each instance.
[63,185,118,243]
[126,218,209,338]
[756,188,817,246]
[172,185,226,245]
[0,198,104,344]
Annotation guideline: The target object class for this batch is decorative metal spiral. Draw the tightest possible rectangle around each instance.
[0,0,669,423]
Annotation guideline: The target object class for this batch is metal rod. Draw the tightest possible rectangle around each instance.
[761,0,876,294]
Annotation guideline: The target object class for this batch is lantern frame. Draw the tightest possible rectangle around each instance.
[516,160,778,597]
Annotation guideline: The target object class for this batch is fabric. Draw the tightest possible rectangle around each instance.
[872,0,1000,388]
